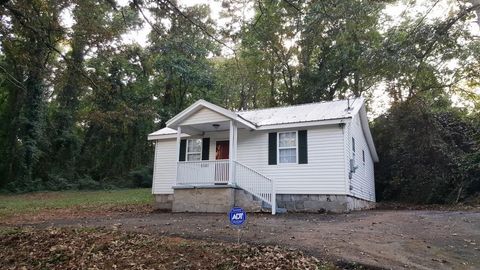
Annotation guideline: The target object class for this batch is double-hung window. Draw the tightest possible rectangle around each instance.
[278,131,297,164]
[186,139,202,161]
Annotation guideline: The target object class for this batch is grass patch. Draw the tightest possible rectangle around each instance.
[0,188,153,219]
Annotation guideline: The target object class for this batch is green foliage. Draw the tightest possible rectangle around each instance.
[298,0,384,101]
[128,166,153,188]
[372,97,480,203]
[0,0,479,204]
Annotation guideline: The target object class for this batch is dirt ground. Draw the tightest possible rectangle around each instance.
[5,209,479,270]
[1,228,329,270]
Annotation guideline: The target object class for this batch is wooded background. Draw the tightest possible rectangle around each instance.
[0,0,479,204]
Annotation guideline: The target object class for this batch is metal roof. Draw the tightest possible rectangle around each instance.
[149,98,362,138]
[237,98,362,126]
[149,127,177,136]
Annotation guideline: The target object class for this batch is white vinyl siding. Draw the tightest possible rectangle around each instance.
[182,107,229,125]
[346,114,375,202]
[237,126,346,195]
[152,139,177,194]
[151,111,375,199]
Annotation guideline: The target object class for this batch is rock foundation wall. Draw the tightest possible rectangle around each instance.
[276,194,375,213]
[155,187,375,213]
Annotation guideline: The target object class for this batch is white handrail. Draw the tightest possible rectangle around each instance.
[234,161,276,214]
[177,160,229,185]
[176,159,277,214]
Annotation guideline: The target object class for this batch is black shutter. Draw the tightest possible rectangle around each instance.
[298,130,308,164]
[179,139,186,161]
[268,132,277,165]
[202,138,210,160]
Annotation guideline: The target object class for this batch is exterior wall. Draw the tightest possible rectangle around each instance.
[152,139,177,194]
[346,114,376,202]
[182,107,228,125]
[236,125,346,195]
[151,121,375,202]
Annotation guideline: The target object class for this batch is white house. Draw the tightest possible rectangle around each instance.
[148,97,378,214]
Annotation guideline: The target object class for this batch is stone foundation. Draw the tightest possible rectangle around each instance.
[172,186,235,213]
[160,186,375,213]
[154,194,173,211]
[170,186,267,213]
[276,194,375,213]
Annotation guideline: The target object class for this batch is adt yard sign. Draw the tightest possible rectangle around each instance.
[229,207,246,226]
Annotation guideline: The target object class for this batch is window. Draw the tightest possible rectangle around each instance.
[186,139,202,161]
[362,150,365,164]
[278,131,297,164]
[352,137,356,159]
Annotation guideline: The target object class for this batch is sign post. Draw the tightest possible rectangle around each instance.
[229,207,246,244]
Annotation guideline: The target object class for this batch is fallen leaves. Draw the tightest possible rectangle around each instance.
[0,228,336,270]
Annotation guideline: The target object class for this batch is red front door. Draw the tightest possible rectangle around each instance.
[215,141,229,160]
[215,141,229,183]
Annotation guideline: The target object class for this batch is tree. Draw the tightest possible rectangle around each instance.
[297,0,384,102]
[78,45,155,187]
[0,0,65,190]
[372,96,480,203]
[47,0,140,182]
[147,2,220,124]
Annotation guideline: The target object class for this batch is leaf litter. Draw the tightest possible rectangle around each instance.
[0,227,338,270]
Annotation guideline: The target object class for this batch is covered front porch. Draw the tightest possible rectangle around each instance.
[174,120,241,187]
[163,100,276,214]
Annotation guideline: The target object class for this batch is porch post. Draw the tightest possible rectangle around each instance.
[175,126,181,185]
[233,121,238,182]
[229,120,235,185]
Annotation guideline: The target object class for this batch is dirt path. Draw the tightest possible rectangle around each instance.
[7,210,480,270]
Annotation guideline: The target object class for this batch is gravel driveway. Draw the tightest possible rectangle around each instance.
[16,210,480,270]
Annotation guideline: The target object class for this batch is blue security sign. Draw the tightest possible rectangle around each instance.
[229,207,246,226]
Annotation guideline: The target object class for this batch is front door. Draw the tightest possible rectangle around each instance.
[215,141,229,183]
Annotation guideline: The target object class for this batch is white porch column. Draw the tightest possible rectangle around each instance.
[175,126,181,185]
[232,121,238,184]
[228,120,236,185]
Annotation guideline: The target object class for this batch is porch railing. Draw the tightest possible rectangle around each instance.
[175,160,276,214]
[234,161,276,215]
[176,160,229,185]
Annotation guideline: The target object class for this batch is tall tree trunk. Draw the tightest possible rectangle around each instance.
[21,38,47,183]
[52,39,85,179]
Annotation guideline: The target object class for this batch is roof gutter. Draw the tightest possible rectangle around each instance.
[254,118,352,131]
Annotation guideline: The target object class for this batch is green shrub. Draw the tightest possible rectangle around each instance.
[128,166,152,188]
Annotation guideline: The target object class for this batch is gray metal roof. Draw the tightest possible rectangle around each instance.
[150,98,362,136]
[237,97,362,126]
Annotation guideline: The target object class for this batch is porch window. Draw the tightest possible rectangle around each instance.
[278,131,297,164]
[186,139,202,161]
